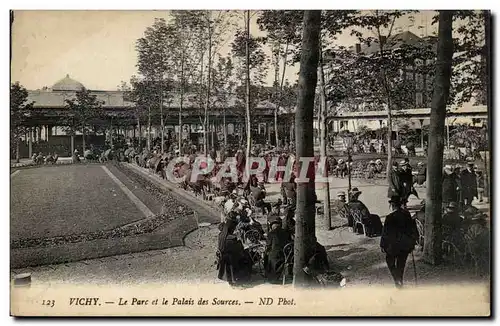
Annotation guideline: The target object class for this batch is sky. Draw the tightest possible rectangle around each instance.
[10,10,438,91]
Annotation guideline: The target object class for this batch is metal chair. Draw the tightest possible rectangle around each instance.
[246,243,266,276]
[351,211,367,236]
[282,242,294,285]
[244,229,261,244]
[415,218,425,251]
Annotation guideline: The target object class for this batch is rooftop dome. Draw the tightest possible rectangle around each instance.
[52,74,85,91]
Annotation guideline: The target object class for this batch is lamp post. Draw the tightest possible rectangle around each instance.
[344,133,354,201]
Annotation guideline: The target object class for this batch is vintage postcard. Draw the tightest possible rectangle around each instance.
[9,9,491,317]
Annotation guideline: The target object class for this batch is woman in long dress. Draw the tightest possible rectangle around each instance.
[216,218,252,285]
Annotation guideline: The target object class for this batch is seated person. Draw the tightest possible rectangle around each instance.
[281,173,297,206]
[347,188,382,237]
[44,153,54,164]
[442,202,463,242]
[331,191,349,221]
[309,241,330,272]
[234,204,265,242]
[264,216,292,283]
[327,156,337,175]
[337,159,348,178]
[367,161,376,179]
[217,216,253,285]
[415,162,427,186]
[282,205,296,236]
[374,159,384,174]
[84,149,94,160]
[219,176,237,196]
[301,242,331,287]
[266,201,282,230]
[243,175,258,196]
[72,149,81,163]
[35,152,44,164]
[250,181,272,214]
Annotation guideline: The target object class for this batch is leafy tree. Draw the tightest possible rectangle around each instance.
[64,88,104,154]
[211,55,236,146]
[449,10,488,106]
[169,11,206,154]
[348,10,435,177]
[449,123,486,152]
[257,10,303,146]
[10,82,34,162]
[232,11,269,161]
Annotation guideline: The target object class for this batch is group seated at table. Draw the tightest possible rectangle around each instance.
[216,200,332,286]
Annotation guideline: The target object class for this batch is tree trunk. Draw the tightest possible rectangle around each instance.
[423,10,454,265]
[204,16,212,157]
[274,109,279,146]
[82,127,86,154]
[137,116,142,151]
[179,59,185,156]
[160,82,164,153]
[70,134,74,156]
[276,41,289,146]
[273,42,280,147]
[147,107,151,150]
[245,10,252,175]
[223,108,227,147]
[386,105,393,177]
[318,45,331,230]
[15,137,20,163]
[211,122,215,150]
[483,10,490,201]
[293,10,321,287]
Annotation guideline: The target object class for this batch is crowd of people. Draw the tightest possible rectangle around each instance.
[31,151,59,165]
[48,137,487,288]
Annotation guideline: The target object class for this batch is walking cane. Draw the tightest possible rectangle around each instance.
[411,251,418,286]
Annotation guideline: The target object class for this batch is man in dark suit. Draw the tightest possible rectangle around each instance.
[380,196,419,288]
[442,165,459,209]
[264,216,292,283]
[388,161,401,200]
[461,162,478,207]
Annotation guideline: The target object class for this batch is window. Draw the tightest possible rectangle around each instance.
[416,92,423,107]
[415,74,423,89]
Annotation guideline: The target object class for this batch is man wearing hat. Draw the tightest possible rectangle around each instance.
[367,160,376,179]
[264,215,292,283]
[347,188,382,236]
[375,159,384,174]
[399,159,413,206]
[442,165,460,209]
[460,162,478,207]
[380,196,419,289]
[337,159,347,178]
[415,162,426,186]
[388,161,402,202]
[250,180,272,215]
[331,191,349,222]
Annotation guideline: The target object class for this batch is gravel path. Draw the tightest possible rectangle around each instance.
[11,225,222,286]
